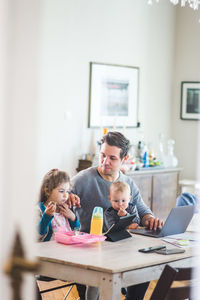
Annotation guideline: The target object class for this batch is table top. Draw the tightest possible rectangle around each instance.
[36,233,194,274]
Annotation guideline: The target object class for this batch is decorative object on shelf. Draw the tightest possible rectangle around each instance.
[165,139,178,168]
[147,0,200,10]
[76,159,92,172]
[103,127,108,135]
[121,139,163,172]
[158,133,165,165]
[157,134,178,168]
[88,62,139,128]
[181,81,200,120]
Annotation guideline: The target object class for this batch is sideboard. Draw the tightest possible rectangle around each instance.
[126,168,182,220]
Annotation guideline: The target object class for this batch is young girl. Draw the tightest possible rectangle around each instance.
[38,168,80,241]
[36,169,81,300]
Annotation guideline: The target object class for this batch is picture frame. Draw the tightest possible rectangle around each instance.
[88,62,139,128]
[181,81,200,120]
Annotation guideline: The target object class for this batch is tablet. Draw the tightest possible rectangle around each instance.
[104,214,135,235]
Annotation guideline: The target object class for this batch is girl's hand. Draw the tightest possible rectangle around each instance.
[45,202,56,216]
[58,203,76,221]
[128,223,139,230]
[117,208,127,217]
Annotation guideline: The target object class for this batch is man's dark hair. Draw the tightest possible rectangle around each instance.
[101,131,130,159]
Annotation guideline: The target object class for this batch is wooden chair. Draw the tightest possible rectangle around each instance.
[150,264,195,300]
[36,275,79,300]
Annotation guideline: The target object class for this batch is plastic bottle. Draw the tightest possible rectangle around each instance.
[138,141,145,162]
[143,145,149,168]
[90,206,103,235]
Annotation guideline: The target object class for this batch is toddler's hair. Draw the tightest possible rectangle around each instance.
[39,168,70,203]
[109,181,131,195]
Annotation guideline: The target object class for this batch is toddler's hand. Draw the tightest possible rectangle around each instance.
[45,201,56,216]
[128,223,139,230]
[117,208,127,217]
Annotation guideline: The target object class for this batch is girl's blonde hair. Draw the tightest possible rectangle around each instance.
[39,168,70,203]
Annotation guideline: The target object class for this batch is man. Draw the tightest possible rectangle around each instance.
[72,131,163,300]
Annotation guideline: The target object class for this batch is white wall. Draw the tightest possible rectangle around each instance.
[38,0,176,179]
[0,0,40,298]
[172,7,200,180]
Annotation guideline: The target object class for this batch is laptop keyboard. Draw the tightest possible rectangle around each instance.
[145,228,162,235]
[135,227,162,236]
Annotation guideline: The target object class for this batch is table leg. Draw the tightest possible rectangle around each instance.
[99,273,121,300]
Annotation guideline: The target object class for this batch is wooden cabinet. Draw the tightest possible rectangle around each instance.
[152,172,179,220]
[132,174,152,210]
[127,168,181,220]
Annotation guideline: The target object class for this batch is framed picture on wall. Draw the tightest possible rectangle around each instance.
[88,62,139,128]
[181,81,200,120]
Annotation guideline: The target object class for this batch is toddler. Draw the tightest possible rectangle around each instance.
[104,181,140,231]
[37,168,80,242]
[86,181,140,300]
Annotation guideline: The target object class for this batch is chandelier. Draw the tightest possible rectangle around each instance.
[147,0,200,10]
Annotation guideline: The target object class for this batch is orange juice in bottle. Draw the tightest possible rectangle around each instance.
[90,206,103,235]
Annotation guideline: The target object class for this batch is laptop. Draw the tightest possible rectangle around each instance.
[130,205,195,238]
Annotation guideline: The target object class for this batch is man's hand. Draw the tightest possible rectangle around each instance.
[117,208,127,217]
[142,214,164,230]
[67,193,81,208]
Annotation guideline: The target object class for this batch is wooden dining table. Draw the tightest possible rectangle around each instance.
[35,232,196,300]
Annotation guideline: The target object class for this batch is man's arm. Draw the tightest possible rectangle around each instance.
[129,180,152,218]
[127,177,164,230]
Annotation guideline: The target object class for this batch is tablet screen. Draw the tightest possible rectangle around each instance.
[104,214,135,235]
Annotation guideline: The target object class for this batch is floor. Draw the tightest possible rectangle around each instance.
[37,280,156,300]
